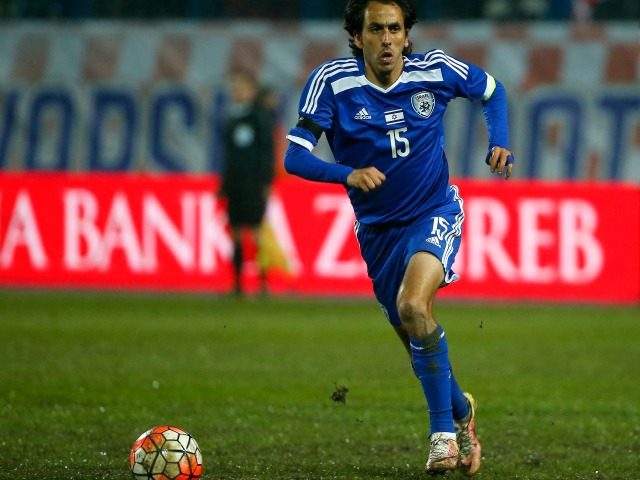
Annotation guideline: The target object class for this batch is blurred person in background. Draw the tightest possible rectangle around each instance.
[284,0,513,475]
[220,71,275,296]
[5,0,637,19]
[484,0,550,20]
[591,0,639,20]
[483,0,639,20]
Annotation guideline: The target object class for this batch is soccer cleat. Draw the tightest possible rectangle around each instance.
[425,432,459,474]
[455,392,482,476]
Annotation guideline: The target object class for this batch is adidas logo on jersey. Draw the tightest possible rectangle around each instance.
[354,108,372,120]
[426,236,441,247]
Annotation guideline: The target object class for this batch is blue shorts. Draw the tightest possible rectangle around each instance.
[355,185,464,326]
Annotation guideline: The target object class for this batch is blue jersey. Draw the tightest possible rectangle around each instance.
[286,49,503,226]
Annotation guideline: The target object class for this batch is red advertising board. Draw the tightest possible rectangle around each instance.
[0,173,638,303]
[444,180,639,303]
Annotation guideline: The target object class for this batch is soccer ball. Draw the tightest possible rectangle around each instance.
[129,425,203,479]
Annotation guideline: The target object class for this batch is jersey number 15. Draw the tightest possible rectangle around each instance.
[386,127,410,159]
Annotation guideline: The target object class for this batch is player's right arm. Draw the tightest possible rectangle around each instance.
[284,120,353,184]
[284,126,385,191]
[285,59,385,191]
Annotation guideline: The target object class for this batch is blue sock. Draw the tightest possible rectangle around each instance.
[450,369,470,421]
[410,325,454,434]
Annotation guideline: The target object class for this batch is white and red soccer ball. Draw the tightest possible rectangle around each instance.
[129,425,203,479]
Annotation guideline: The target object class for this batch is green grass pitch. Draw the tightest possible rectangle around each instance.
[0,290,638,479]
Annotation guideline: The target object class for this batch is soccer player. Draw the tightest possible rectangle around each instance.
[284,0,513,476]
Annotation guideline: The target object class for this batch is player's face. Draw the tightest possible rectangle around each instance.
[354,1,409,88]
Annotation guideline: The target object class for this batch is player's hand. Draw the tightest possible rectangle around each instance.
[486,147,514,179]
[347,167,386,192]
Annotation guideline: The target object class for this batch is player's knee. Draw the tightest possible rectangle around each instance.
[397,296,429,338]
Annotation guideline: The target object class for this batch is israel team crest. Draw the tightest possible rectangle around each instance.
[411,91,435,118]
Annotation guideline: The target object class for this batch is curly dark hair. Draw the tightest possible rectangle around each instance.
[343,0,417,58]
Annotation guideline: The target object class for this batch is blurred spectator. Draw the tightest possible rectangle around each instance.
[547,0,574,19]
[484,0,639,21]
[7,0,90,18]
[592,0,640,20]
[413,1,460,20]
[484,0,547,20]
[435,0,487,19]
[0,0,637,20]
[298,0,345,19]
[572,0,600,22]
[189,0,300,19]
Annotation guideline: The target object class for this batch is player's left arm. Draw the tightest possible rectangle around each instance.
[480,75,514,179]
